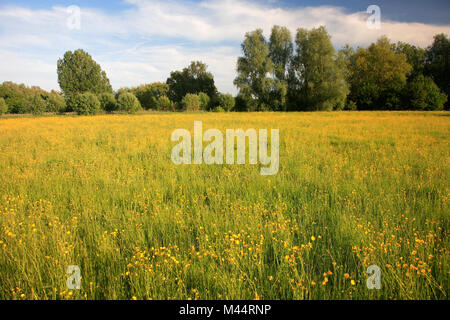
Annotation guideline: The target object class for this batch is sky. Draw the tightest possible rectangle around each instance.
[0,0,449,95]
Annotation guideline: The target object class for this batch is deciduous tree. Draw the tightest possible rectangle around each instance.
[117,92,142,114]
[57,49,112,97]
[289,26,348,111]
[217,93,235,112]
[407,75,447,110]
[99,92,117,112]
[347,36,411,109]
[181,93,201,111]
[0,98,7,115]
[234,29,274,111]
[167,62,217,103]
[425,34,450,108]
[70,92,101,115]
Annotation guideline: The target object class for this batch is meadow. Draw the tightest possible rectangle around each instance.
[0,111,448,300]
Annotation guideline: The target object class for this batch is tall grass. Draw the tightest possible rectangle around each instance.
[0,111,448,300]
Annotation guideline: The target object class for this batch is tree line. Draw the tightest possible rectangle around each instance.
[234,26,448,111]
[0,25,448,116]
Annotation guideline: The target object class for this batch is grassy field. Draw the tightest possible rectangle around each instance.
[0,111,448,300]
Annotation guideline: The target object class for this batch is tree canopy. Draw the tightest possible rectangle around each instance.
[57,49,112,97]
[235,26,348,111]
[269,26,293,82]
[234,29,275,111]
[289,26,348,111]
[166,61,217,104]
[346,36,412,109]
[424,34,450,107]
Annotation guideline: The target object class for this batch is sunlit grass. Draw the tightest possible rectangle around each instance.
[0,111,448,300]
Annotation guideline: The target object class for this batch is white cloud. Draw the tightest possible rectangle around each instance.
[0,50,56,89]
[100,45,239,93]
[0,0,449,94]
[121,0,450,46]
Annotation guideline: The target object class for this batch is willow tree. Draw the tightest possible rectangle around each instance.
[234,29,274,111]
[268,26,293,110]
[289,26,348,111]
[269,26,293,82]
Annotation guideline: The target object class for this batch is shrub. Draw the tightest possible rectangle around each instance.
[117,92,142,113]
[0,98,7,115]
[134,82,169,110]
[99,93,117,112]
[217,94,235,112]
[114,88,133,100]
[65,95,75,112]
[47,93,66,113]
[344,100,357,111]
[13,96,31,114]
[155,96,174,111]
[182,93,201,111]
[234,95,257,112]
[407,75,447,110]
[71,92,101,115]
[212,106,225,112]
[198,92,210,110]
[30,94,47,115]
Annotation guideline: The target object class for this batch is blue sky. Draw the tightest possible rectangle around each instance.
[4,0,450,24]
[0,0,449,94]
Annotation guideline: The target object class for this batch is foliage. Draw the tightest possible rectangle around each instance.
[347,36,412,110]
[99,93,117,112]
[70,92,101,115]
[234,94,257,112]
[3,32,450,114]
[0,82,50,114]
[235,26,347,111]
[212,106,225,112]
[198,92,211,110]
[269,26,293,82]
[181,93,201,111]
[337,44,355,83]
[167,62,217,103]
[407,75,447,110]
[424,34,450,108]
[133,82,170,110]
[57,49,112,97]
[234,29,275,111]
[268,26,292,111]
[289,26,348,111]
[117,92,142,114]
[0,82,27,113]
[217,93,235,112]
[271,81,288,111]
[155,95,175,111]
[392,42,426,78]
[46,91,66,113]
[29,94,47,115]
[344,100,357,111]
[0,98,7,115]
